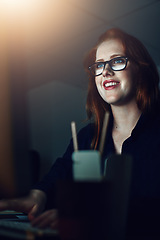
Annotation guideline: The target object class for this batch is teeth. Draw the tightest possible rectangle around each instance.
[104,82,118,87]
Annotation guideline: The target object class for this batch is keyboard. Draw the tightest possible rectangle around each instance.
[0,219,59,239]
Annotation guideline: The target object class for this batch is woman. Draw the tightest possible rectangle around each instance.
[0,28,160,235]
[84,28,159,152]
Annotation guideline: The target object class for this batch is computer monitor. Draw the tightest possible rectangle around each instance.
[0,22,32,198]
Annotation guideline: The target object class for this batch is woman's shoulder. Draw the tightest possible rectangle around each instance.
[77,122,95,149]
[77,122,94,136]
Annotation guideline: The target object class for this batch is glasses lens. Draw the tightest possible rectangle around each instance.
[111,57,127,71]
[90,62,104,76]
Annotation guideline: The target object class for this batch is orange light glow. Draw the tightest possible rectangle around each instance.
[0,0,38,11]
[0,0,45,21]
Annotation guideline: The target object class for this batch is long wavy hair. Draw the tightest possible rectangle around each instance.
[83,28,160,149]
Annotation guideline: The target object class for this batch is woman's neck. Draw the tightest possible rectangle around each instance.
[111,102,142,154]
[111,102,142,132]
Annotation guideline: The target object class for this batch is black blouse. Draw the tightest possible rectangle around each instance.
[34,109,160,236]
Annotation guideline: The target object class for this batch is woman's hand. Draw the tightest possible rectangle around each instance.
[0,189,47,220]
[31,209,59,229]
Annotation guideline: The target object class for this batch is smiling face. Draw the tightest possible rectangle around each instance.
[95,39,137,107]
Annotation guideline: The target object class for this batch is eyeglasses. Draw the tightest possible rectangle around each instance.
[88,56,129,76]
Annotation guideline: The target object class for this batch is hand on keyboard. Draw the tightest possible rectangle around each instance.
[0,219,59,238]
[0,189,47,221]
[31,209,59,229]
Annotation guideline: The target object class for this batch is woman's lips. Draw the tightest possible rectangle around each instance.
[103,80,120,90]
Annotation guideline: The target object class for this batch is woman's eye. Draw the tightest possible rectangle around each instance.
[113,58,124,64]
[96,63,104,68]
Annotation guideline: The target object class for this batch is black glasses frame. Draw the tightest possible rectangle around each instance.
[88,56,129,76]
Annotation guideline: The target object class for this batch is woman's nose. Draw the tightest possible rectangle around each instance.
[102,64,113,76]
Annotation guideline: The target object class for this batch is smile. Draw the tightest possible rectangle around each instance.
[103,80,119,90]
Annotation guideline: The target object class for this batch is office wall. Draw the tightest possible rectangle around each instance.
[28,81,87,178]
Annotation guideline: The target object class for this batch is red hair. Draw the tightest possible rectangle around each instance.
[83,28,160,149]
